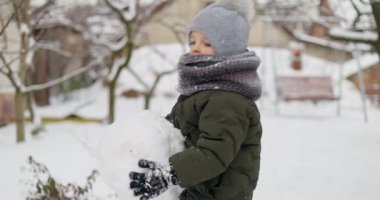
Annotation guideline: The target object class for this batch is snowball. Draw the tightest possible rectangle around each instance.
[96,110,184,199]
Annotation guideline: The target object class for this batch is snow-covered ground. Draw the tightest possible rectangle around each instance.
[1,44,380,200]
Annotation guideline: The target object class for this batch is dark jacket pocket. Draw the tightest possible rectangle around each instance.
[211,169,252,199]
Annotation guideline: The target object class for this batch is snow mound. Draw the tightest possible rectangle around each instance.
[96,110,184,199]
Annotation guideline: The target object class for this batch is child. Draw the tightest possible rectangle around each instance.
[129,0,262,199]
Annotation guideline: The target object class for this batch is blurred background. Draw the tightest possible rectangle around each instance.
[1,0,380,200]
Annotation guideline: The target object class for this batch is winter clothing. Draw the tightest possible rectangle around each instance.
[167,90,262,200]
[177,51,261,101]
[131,0,262,199]
[166,0,261,199]
[129,159,179,199]
[188,0,254,56]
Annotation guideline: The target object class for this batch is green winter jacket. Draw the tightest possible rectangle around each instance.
[167,90,262,200]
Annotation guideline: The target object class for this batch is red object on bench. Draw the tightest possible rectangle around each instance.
[277,76,338,101]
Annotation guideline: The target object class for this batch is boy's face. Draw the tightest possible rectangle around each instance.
[189,31,215,56]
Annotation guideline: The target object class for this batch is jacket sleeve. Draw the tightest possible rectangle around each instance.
[169,94,250,187]
[165,95,189,129]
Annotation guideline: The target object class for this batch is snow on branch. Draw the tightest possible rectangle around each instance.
[107,56,126,81]
[24,58,104,93]
[95,35,128,52]
[293,31,372,52]
[32,17,86,34]
[105,0,138,23]
[329,28,378,43]
[343,53,378,78]
[0,41,72,83]
[32,42,72,57]
[20,23,30,34]
[0,51,104,94]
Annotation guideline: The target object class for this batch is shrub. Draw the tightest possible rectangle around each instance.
[24,156,100,200]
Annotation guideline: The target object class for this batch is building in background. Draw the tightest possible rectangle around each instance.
[0,2,18,125]
[31,19,93,106]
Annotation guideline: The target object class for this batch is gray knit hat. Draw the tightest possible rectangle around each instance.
[188,0,254,56]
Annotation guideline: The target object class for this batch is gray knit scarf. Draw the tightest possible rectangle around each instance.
[177,51,262,101]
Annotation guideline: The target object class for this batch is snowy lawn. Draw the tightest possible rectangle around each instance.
[1,99,380,200]
[1,45,380,200]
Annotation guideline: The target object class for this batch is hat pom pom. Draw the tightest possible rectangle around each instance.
[214,0,254,21]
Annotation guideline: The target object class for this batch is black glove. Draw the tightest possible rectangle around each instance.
[129,159,179,200]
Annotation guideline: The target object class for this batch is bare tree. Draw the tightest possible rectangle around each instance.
[124,18,186,110]
[0,0,104,143]
[127,45,181,110]
[327,0,379,91]
[100,0,175,123]
[0,0,177,142]
[370,1,380,58]
[0,0,30,143]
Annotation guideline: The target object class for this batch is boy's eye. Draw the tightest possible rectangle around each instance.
[189,41,195,46]
[204,43,212,47]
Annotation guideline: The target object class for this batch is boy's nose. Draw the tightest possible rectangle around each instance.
[190,44,201,55]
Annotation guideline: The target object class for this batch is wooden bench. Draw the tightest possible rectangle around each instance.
[366,85,380,103]
[277,76,338,102]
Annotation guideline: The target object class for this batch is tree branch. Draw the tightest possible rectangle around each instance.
[110,39,133,83]
[1,52,104,94]
[0,13,9,49]
[329,28,377,44]
[0,68,6,76]
[0,0,25,36]
[0,52,22,89]
[23,58,103,93]
[0,53,8,75]
[105,0,132,24]
[155,19,187,53]
[126,67,149,89]
[11,0,25,30]
[0,54,22,69]
[127,44,177,95]
[136,0,175,28]
[149,45,177,66]
[33,42,72,57]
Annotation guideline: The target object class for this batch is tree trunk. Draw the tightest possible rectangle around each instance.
[15,90,25,143]
[108,80,116,124]
[107,45,134,124]
[370,2,380,86]
[144,93,152,110]
[15,0,30,143]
